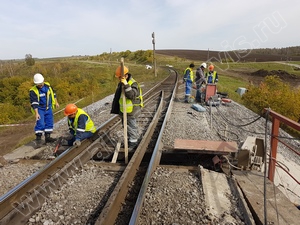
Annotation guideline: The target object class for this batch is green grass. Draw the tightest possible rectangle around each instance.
[216,76,247,104]
[3,53,299,125]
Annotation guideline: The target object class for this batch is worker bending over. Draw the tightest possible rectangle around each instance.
[63,104,96,147]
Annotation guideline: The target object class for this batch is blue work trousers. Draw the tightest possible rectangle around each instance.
[35,108,54,134]
[185,81,192,102]
[185,80,192,96]
[67,131,94,146]
[196,84,202,102]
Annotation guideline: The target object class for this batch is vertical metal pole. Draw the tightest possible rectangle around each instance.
[120,58,128,164]
[152,32,157,77]
[210,99,212,130]
[109,48,112,66]
[207,48,209,60]
[268,117,280,182]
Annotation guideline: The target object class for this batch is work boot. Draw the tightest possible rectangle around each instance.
[45,132,57,143]
[128,141,138,151]
[184,95,189,103]
[120,141,137,150]
[35,134,43,149]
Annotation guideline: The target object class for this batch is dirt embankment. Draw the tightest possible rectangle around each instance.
[157,49,300,87]
[251,69,298,79]
[156,49,300,62]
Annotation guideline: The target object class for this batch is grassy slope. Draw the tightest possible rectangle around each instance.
[1,51,300,154]
[155,53,300,104]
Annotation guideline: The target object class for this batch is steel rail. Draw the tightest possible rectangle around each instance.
[0,116,120,225]
[0,72,174,225]
[96,71,178,225]
[129,71,178,224]
[96,90,165,225]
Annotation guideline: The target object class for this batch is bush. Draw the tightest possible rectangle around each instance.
[242,75,300,121]
[0,103,28,124]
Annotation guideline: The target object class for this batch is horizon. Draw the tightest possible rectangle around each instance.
[2,46,300,61]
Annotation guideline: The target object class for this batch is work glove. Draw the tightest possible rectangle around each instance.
[120,77,128,85]
[73,140,81,147]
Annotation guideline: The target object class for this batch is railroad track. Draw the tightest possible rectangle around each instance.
[1,64,299,224]
[0,70,179,225]
[1,68,259,225]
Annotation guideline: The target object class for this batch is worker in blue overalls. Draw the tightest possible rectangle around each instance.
[183,63,195,103]
[206,65,219,84]
[29,73,59,147]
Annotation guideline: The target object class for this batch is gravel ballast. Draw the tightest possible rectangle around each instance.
[0,81,299,224]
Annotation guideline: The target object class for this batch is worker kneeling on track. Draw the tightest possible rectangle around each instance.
[62,104,97,147]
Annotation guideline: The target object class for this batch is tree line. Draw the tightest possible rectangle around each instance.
[1,49,300,126]
[0,50,155,125]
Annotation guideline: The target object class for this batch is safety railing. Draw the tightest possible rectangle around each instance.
[264,108,300,182]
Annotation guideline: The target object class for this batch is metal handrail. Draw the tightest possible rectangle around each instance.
[264,108,300,182]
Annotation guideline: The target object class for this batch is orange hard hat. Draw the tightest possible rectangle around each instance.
[208,65,214,71]
[64,104,78,116]
[115,66,129,77]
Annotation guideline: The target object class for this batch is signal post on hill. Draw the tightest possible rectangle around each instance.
[152,32,157,77]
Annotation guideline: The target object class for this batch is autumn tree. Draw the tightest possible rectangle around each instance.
[25,54,35,66]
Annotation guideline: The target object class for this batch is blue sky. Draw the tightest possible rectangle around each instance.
[0,0,299,60]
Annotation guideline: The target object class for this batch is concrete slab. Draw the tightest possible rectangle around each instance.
[3,144,46,161]
[232,170,300,225]
[174,139,237,154]
[201,166,231,213]
[200,166,242,223]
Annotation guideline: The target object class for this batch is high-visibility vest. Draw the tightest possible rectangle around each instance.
[183,68,194,82]
[68,108,96,135]
[206,71,217,83]
[30,82,55,113]
[119,78,143,113]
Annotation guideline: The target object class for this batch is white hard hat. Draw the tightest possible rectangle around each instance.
[200,63,207,69]
[33,73,44,84]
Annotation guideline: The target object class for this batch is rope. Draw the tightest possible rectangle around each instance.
[53,98,85,115]
[209,104,299,223]
[0,98,85,127]
[0,123,32,127]
[215,105,264,128]
[221,155,242,170]
[264,108,270,225]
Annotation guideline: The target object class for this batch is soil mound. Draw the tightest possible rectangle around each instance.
[251,69,298,79]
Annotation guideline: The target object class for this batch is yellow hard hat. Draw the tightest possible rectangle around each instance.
[115,66,129,77]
